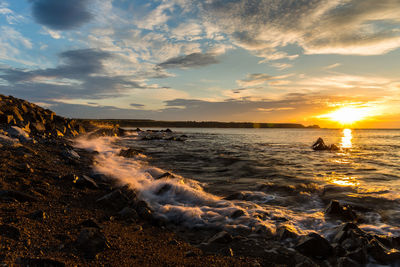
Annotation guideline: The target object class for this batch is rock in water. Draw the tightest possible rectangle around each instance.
[325,200,357,221]
[295,233,333,259]
[312,137,328,151]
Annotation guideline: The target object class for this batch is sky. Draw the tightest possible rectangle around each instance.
[0,0,399,128]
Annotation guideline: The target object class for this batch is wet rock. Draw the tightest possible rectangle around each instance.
[136,202,153,220]
[165,128,172,133]
[295,233,333,259]
[156,172,175,180]
[367,238,400,264]
[325,200,357,221]
[118,148,142,158]
[231,209,245,219]
[76,228,110,259]
[332,222,364,244]
[312,137,340,151]
[184,251,196,257]
[156,184,172,195]
[0,224,20,240]
[26,210,47,221]
[337,257,360,267]
[73,175,98,189]
[276,225,299,241]
[0,190,38,202]
[207,231,233,244]
[346,248,367,264]
[224,192,244,200]
[15,257,65,267]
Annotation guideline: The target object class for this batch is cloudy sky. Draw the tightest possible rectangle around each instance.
[0,0,399,127]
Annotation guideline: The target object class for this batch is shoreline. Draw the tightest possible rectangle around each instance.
[2,94,400,266]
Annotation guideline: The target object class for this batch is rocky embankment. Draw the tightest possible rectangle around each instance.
[0,94,251,266]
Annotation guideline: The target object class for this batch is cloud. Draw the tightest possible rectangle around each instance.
[158,52,220,69]
[31,0,93,30]
[0,48,146,100]
[237,73,292,87]
[0,26,34,65]
[196,0,400,59]
[130,103,145,108]
[0,2,24,24]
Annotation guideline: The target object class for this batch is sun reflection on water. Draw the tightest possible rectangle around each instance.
[341,128,352,148]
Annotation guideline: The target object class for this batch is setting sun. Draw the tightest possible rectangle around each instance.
[318,106,373,125]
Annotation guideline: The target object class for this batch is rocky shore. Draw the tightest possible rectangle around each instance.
[2,94,400,266]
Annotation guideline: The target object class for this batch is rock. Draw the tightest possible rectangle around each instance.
[26,210,47,221]
[117,207,138,220]
[156,184,172,195]
[118,148,142,158]
[346,248,367,264]
[156,172,174,180]
[76,228,110,259]
[0,190,38,202]
[185,251,196,257]
[312,137,340,151]
[6,126,30,142]
[276,225,299,241]
[136,201,153,220]
[368,238,400,264]
[231,209,245,219]
[295,233,333,259]
[15,257,65,267]
[73,175,98,189]
[337,257,360,267]
[207,231,233,244]
[62,149,80,160]
[165,128,172,133]
[96,189,129,210]
[325,200,357,222]
[0,224,20,240]
[224,192,245,200]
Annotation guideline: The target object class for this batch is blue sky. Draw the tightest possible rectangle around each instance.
[0,0,399,127]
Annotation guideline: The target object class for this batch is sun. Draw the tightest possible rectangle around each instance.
[318,106,372,125]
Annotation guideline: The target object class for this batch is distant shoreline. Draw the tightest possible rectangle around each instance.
[76,119,319,129]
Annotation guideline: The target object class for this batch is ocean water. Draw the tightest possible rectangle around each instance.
[75,128,400,238]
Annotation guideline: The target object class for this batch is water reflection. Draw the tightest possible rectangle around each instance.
[341,128,352,148]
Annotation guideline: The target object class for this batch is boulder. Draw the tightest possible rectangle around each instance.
[76,228,110,259]
[295,233,333,259]
[118,148,142,158]
[73,175,99,189]
[117,207,139,221]
[368,238,400,264]
[96,189,129,210]
[6,126,30,142]
[325,200,357,222]
[312,137,340,151]
[231,209,245,219]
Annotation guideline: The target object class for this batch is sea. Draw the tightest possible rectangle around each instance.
[75,128,400,238]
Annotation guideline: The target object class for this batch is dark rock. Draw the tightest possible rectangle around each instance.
[15,257,65,267]
[219,247,234,257]
[118,148,142,158]
[0,190,38,202]
[337,257,360,267]
[368,238,400,264]
[224,192,244,200]
[156,184,172,195]
[325,200,357,221]
[208,231,233,244]
[26,210,47,221]
[156,172,174,180]
[168,239,179,245]
[96,189,130,210]
[165,128,172,133]
[231,209,245,219]
[78,219,101,229]
[117,207,138,220]
[312,137,340,151]
[73,175,98,189]
[295,233,333,259]
[276,225,299,240]
[76,228,110,259]
[0,224,20,240]
[346,248,367,264]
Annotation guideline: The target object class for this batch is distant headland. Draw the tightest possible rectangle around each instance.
[77,119,320,129]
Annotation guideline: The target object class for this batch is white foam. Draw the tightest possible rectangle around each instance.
[73,136,348,235]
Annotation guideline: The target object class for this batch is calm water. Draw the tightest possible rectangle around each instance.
[79,128,400,236]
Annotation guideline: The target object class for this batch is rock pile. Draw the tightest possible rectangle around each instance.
[0,94,86,138]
